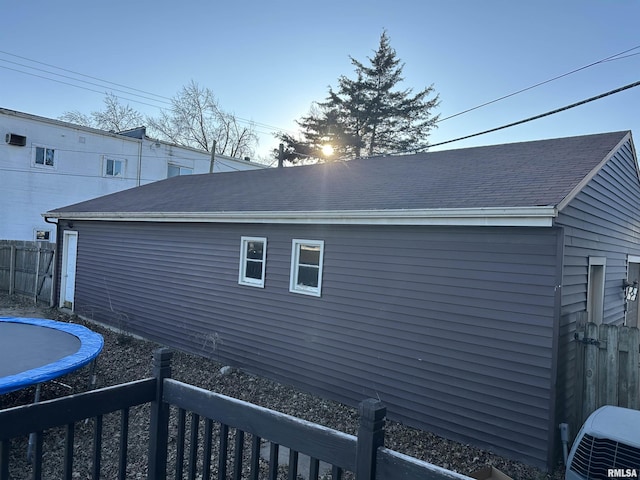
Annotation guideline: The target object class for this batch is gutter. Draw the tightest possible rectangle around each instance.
[43,206,558,227]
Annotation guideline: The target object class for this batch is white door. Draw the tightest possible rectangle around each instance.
[60,231,78,309]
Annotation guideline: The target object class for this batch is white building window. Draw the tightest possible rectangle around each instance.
[290,239,324,297]
[33,145,55,167]
[239,237,267,287]
[104,157,125,177]
[34,230,52,241]
[168,164,193,177]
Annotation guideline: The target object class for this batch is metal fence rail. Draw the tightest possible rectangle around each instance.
[0,349,474,480]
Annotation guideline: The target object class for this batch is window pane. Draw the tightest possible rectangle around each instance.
[35,147,44,164]
[168,165,180,177]
[245,259,263,279]
[106,159,114,176]
[297,265,319,288]
[246,241,263,260]
[45,148,54,166]
[299,245,320,266]
[113,160,122,176]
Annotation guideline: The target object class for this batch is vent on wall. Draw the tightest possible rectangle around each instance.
[5,133,27,146]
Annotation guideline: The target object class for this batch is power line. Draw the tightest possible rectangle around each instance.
[0,64,170,111]
[1,45,638,153]
[0,51,298,137]
[437,45,640,123]
[0,58,173,106]
[0,50,170,101]
[427,79,640,149]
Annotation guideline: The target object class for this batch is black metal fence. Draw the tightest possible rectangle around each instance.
[0,349,472,480]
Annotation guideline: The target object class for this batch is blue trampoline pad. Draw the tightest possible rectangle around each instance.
[0,317,104,395]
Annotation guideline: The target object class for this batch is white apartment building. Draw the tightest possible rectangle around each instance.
[1,108,267,242]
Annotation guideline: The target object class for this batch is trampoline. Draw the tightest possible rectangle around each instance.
[0,317,104,395]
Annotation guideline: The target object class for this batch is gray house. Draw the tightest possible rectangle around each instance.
[45,131,640,470]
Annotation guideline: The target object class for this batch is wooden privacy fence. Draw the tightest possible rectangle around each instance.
[575,321,640,426]
[0,241,55,304]
[0,349,474,480]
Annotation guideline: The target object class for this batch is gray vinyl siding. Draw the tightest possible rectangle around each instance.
[67,221,561,468]
[555,138,640,437]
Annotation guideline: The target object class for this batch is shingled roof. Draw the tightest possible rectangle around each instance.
[46,131,631,225]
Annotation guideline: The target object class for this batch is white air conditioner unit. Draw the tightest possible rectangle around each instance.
[5,133,27,146]
[566,406,640,480]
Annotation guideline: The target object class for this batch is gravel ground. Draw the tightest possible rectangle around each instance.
[0,294,565,479]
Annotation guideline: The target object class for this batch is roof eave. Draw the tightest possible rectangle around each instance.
[44,206,557,227]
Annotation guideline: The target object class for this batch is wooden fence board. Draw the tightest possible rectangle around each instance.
[0,241,55,304]
[576,321,640,426]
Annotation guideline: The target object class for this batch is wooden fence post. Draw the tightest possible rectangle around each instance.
[628,327,640,409]
[33,245,41,303]
[356,398,386,480]
[602,324,619,406]
[8,246,15,295]
[148,348,173,479]
[583,322,599,424]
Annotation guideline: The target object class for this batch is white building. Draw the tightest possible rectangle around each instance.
[0,108,267,242]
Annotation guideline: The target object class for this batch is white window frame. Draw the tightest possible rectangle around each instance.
[289,239,324,297]
[32,144,56,168]
[103,156,126,178]
[34,229,52,242]
[167,163,193,177]
[238,236,267,287]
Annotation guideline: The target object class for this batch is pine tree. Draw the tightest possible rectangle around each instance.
[276,31,439,163]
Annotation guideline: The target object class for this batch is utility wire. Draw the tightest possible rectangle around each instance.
[0,64,170,111]
[427,79,640,149]
[0,50,170,101]
[438,45,640,122]
[0,58,173,106]
[0,51,298,136]
[1,45,638,152]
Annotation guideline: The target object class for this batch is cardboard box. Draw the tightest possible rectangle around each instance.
[469,466,514,480]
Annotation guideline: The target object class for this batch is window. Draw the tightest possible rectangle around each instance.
[168,164,193,177]
[34,146,55,167]
[290,239,324,296]
[104,157,125,177]
[35,230,51,241]
[238,237,267,287]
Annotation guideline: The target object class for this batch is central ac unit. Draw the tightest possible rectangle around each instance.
[566,406,640,480]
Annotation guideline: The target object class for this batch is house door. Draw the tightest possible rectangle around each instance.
[60,231,78,310]
[626,257,640,328]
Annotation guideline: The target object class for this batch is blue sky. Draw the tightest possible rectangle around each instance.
[2,0,639,162]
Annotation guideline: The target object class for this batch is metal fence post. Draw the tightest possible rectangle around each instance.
[148,348,173,479]
[356,398,386,480]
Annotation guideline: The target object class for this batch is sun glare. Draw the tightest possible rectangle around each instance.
[321,144,334,157]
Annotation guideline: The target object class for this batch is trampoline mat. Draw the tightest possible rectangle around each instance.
[0,322,81,377]
[0,317,104,395]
